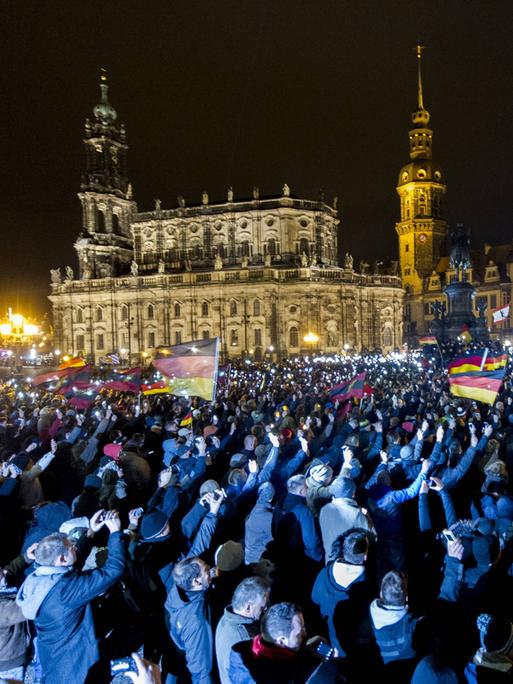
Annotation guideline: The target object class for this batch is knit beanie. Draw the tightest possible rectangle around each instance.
[199,479,220,496]
[309,464,333,485]
[103,443,122,461]
[400,445,414,460]
[12,453,30,471]
[140,510,169,540]
[215,541,244,572]
[230,453,248,468]
[331,477,356,500]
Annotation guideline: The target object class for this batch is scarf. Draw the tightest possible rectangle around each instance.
[251,635,296,660]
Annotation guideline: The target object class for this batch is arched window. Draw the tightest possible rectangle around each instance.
[266,238,277,256]
[120,305,128,321]
[112,213,120,234]
[240,241,250,257]
[201,301,209,317]
[218,244,226,258]
[230,300,238,317]
[147,304,155,320]
[253,300,261,316]
[174,302,181,317]
[298,238,309,255]
[230,329,239,346]
[96,208,105,233]
[96,306,104,322]
[76,307,84,324]
[202,329,210,340]
[289,326,299,348]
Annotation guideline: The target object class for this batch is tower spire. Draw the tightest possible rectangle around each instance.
[93,67,117,125]
[416,44,425,110]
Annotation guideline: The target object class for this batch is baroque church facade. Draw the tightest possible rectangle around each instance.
[397,48,512,341]
[49,73,404,364]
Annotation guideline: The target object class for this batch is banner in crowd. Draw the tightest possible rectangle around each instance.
[152,338,220,400]
[58,356,86,370]
[492,304,510,325]
[448,349,508,405]
[419,335,437,346]
[102,367,141,393]
[327,372,366,403]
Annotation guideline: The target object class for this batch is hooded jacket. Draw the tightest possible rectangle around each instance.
[369,599,418,663]
[16,531,126,684]
[311,561,372,656]
[319,497,375,563]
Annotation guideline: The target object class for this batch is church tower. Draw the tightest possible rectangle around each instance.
[75,71,136,279]
[396,47,447,297]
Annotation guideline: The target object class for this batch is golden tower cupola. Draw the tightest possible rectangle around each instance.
[395,46,448,297]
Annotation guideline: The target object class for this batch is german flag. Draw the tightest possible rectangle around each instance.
[58,356,86,370]
[103,367,141,394]
[448,349,508,405]
[180,412,193,427]
[152,338,219,400]
[419,335,437,346]
[141,381,169,395]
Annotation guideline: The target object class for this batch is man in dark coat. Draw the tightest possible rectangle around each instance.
[16,510,126,684]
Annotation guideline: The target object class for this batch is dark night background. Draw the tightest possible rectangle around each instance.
[1,1,513,317]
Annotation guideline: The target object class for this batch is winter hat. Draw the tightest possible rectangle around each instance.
[456,406,466,417]
[203,425,218,438]
[177,427,191,437]
[476,614,513,654]
[162,439,176,453]
[199,479,220,496]
[103,443,122,460]
[281,428,293,441]
[400,445,414,460]
[309,464,333,485]
[497,495,513,520]
[257,482,275,503]
[401,421,415,434]
[59,517,89,536]
[140,510,169,540]
[230,453,248,468]
[331,477,356,500]
[84,474,102,489]
[215,541,244,572]
[12,453,30,471]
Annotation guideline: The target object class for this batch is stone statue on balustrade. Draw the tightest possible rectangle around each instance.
[130,261,138,277]
[300,252,309,267]
[214,254,223,271]
[344,252,353,270]
[50,268,61,285]
[64,266,74,282]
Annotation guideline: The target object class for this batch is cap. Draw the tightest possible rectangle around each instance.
[140,510,169,540]
[215,541,244,572]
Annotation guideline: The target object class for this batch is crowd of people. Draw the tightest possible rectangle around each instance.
[0,342,512,683]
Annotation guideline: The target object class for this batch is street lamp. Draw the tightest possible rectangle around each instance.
[303,331,319,354]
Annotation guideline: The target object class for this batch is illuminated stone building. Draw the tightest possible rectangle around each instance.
[49,74,404,364]
[397,48,512,341]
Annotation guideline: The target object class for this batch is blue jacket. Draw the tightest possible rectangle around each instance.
[244,500,274,564]
[164,513,218,684]
[17,531,126,684]
[273,493,323,562]
[311,561,371,656]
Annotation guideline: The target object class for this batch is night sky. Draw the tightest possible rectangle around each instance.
[2,1,513,317]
